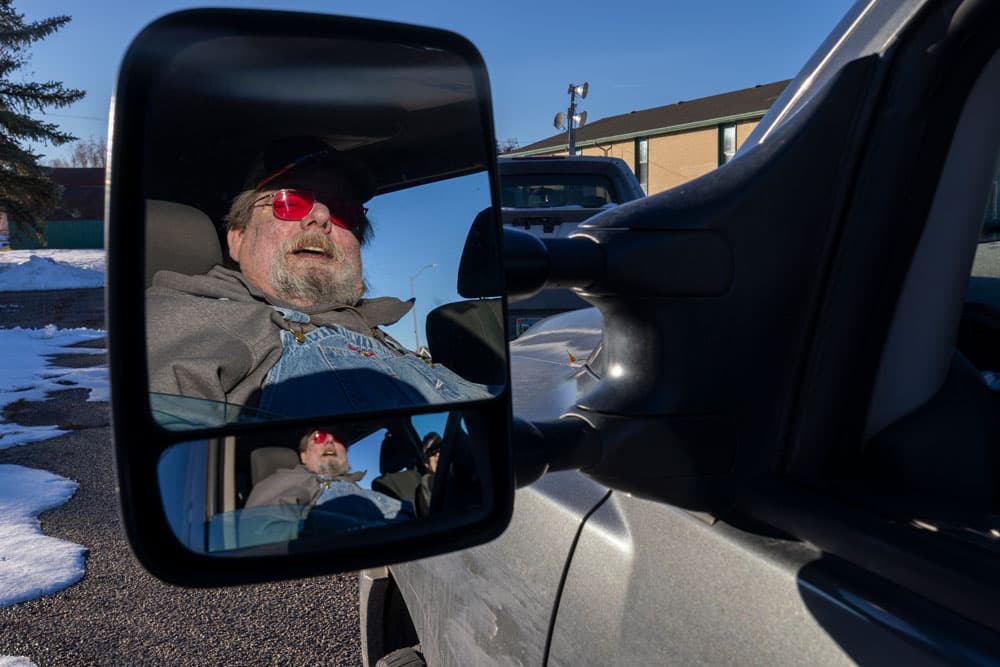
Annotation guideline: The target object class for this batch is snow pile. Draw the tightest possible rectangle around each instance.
[0,253,104,290]
[0,250,108,616]
[0,657,39,667]
[0,325,107,449]
[0,464,86,607]
[0,249,104,272]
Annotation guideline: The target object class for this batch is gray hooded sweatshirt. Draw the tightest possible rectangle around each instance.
[146,265,413,408]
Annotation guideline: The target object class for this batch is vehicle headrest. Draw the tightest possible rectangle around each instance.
[145,199,223,287]
[250,446,300,487]
[379,429,418,474]
[457,207,502,298]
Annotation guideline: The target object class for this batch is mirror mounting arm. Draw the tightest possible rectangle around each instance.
[511,416,600,488]
[512,411,736,513]
[502,224,733,302]
[503,226,604,300]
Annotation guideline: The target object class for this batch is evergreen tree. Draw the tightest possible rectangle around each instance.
[0,1,84,245]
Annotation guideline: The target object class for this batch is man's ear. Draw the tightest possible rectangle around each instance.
[226,228,244,263]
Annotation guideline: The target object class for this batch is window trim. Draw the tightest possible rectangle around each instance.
[718,123,737,166]
[634,136,648,194]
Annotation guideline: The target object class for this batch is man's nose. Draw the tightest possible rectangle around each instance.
[300,201,332,231]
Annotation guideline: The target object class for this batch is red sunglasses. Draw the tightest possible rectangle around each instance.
[311,430,335,445]
[253,189,367,232]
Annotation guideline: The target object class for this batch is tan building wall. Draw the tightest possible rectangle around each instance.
[526,116,765,196]
[578,143,635,172]
[736,120,759,150]
[645,127,717,193]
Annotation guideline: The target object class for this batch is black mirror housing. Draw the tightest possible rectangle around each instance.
[107,9,514,586]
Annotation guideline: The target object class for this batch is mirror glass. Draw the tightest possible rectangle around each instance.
[140,29,506,429]
[157,408,490,554]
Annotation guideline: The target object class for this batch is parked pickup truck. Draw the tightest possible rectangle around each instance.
[499,155,645,336]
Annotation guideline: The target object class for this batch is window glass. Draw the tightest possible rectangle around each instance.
[868,153,1000,554]
[972,165,1000,278]
[635,137,649,194]
[500,173,618,208]
[719,123,737,165]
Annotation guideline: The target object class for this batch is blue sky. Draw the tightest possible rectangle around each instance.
[21,0,856,350]
[24,0,856,160]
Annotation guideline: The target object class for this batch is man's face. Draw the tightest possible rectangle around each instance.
[300,430,349,477]
[425,451,440,474]
[228,179,364,308]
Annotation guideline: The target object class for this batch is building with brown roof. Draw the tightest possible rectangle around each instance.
[8,167,104,249]
[509,80,789,196]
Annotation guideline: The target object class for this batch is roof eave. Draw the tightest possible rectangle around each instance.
[509,109,768,157]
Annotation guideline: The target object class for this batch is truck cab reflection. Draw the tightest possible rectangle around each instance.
[238,429,414,546]
[157,412,482,554]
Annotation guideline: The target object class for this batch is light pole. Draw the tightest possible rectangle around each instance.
[554,82,588,155]
[409,263,438,351]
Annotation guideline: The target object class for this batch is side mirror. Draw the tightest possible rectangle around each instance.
[107,9,513,585]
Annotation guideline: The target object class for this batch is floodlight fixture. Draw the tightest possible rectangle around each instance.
[562,81,590,155]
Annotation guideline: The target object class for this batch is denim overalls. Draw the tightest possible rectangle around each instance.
[231,478,412,547]
[310,477,414,529]
[258,306,491,418]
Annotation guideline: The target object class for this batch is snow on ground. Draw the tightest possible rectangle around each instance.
[0,657,39,667]
[0,325,108,449]
[0,250,104,290]
[0,465,86,607]
[0,249,108,617]
[0,326,105,610]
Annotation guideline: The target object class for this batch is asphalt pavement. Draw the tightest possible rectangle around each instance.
[0,291,363,666]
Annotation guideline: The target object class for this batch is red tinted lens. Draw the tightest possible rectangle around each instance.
[312,431,332,444]
[272,190,315,220]
[325,199,365,231]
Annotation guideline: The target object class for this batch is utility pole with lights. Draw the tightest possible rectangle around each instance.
[553,82,589,156]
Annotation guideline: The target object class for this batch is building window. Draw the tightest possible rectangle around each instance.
[635,137,649,194]
[719,123,737,165]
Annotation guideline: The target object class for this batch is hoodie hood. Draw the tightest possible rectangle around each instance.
[152,265,413,330]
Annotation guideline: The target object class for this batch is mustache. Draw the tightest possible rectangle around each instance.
[280,233,344,259]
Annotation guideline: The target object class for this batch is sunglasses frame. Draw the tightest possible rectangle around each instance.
[252,188,368,233]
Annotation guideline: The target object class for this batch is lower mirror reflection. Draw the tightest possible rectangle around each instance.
[157,409,486,554]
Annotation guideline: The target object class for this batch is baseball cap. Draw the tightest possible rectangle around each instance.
[244,135,377,203]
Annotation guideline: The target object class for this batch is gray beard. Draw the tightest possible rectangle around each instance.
[269,238,361,306]
[315,458,350,477]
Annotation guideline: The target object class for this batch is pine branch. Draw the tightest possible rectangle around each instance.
[0,107,77,144]
[0,81,85,112]
[0,1,86,244]
[0,14,70,50]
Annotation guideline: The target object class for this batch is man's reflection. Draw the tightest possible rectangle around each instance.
[245,429,414,529]
[146,135,490,420]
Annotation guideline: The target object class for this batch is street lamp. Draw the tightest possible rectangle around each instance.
[409,262,438,351]
[553,82,588,155]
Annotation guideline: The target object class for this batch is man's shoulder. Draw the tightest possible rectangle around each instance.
[245,465,316,507]
[258,464,313,487]
[149,265,251,298]
[270,464,313,480]
[353,296,413,327]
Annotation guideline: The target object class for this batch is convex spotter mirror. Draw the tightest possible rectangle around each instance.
[159,408,491,556]
[108,9,513,584]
